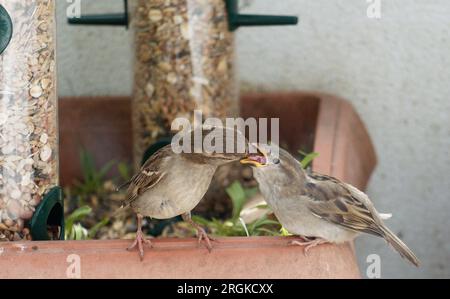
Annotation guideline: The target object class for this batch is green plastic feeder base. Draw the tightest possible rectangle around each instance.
[0,4,13,54]
[141,137,172,166]
[30,186,64,241]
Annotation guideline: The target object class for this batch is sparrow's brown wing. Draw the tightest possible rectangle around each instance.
[121,145,172,207]
[304,173,384,237]
[305,173,420,267]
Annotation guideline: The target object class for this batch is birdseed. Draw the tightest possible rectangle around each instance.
[130,0,239,169]
[0,0,58,241]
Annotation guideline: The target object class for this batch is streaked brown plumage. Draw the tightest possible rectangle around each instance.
[122,127,248,260]
[241,143,420,267]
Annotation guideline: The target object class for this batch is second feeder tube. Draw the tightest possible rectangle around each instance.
[131,0,238,168]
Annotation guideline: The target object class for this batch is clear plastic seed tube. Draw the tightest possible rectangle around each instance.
[131,0,239,168]
[0,0,58,241]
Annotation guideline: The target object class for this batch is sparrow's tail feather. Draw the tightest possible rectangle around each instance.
[379,213,392,220]
[381,226,420,267]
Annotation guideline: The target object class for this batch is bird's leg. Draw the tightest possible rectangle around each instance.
[182,212,215,252]
[127,214,153,261]
[288,236,328,256]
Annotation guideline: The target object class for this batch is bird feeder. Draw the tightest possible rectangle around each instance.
[68,0,298,169]
[0,0,63,242]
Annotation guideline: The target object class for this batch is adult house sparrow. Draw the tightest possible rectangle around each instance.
[122,128,248,260]
[240,143,420,267]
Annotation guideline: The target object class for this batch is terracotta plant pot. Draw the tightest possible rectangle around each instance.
[0,237,359,279]
[0,92,376,278]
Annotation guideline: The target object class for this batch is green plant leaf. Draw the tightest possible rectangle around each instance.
[72,223,88,240]
[88,217,110,239]
[65,205,92,236]
[244,187,259,199]
[249,216,278,230]
[238,217,250,237]
[190,183,283,237]
[98,159,115,180]
[73,149,118,196]
[254,219,280,227]
[191,215,211,226]
[117,162,131,181]
[280,227,293,236]
[226,181,247,221]
[79,149,95,182]
[298,150,319,169]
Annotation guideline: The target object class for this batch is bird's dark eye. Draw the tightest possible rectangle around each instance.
[273,158,280,165]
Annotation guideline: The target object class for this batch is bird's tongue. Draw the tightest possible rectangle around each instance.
[248,154,266,165]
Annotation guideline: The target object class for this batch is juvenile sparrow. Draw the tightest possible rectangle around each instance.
[241,143,420,267]
[122,127,247,260]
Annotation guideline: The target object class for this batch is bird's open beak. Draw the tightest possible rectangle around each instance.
[240,155,267,167]
[240,144,267,167]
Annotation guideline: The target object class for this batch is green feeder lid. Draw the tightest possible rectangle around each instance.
[0,4,13,55]
[225,0,298,31]
[30,186,65,240]
[68,0,129,28]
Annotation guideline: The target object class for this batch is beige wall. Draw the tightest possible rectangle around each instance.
[56,0,450,278]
